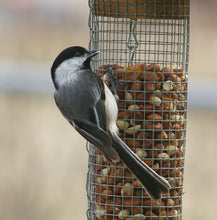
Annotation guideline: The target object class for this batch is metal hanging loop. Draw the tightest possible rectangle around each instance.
[126,19,138,66]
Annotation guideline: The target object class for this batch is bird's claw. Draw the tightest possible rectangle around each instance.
[105,65,126,86]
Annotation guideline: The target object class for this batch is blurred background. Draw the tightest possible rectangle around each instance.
[0,0,217,219]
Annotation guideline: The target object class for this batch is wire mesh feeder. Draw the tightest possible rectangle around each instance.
[87,0,190,219]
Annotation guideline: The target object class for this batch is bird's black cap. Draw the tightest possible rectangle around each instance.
[51,46,99,90]
[51,46,88,76]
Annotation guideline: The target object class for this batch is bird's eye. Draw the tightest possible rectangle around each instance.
[74,52,80,56]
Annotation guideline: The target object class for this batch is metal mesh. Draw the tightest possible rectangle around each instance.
[87,0,190,219]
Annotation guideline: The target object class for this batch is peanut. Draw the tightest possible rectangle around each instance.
[118,209,130,219]
[123,198,141,207]
[146,113,162,120]
[132,214,146,220]
[117,120,130,129]
[125,124,141,135]
[101,189,113,199]
[93,63,186,219]
[146,64,161,72]
[121,183,133,196]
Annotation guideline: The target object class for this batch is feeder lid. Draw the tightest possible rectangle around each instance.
[92,0,190,19]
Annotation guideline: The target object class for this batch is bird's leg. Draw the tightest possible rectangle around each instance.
[107,65,126,85]
[106,65,126,103]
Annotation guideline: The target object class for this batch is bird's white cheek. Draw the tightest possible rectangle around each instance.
[54,56,87,87]
[104,83,119,135]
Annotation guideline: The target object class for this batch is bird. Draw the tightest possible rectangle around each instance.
[51,46,171,200]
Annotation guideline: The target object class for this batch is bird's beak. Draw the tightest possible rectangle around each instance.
[88,49,100,58]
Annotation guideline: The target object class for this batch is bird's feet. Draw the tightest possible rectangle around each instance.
[105,65,126,103]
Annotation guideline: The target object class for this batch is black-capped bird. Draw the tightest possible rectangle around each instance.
[51,46,170,200]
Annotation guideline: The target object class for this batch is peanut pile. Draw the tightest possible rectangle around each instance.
[89,63,187,220]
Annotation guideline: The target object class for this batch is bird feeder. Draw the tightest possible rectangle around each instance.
[87,0,190,219]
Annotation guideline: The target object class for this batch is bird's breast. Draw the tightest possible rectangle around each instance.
[103,82,119,135]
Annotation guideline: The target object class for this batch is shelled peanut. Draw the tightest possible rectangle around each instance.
[92,63,187,219]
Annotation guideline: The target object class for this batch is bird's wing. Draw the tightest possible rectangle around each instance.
[70,118,119,160]
[55,69,119,160]
[55,69,107,128]
[87,73,107,131]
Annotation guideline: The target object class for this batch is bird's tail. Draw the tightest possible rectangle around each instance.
[112,134,171,200]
